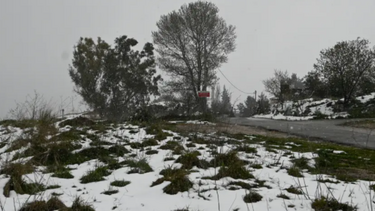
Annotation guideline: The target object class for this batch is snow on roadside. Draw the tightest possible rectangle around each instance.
[253,114,314,121]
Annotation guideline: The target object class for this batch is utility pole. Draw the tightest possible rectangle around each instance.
[254,90,257,102]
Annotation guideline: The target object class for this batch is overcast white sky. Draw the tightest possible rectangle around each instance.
[1,0,375,118]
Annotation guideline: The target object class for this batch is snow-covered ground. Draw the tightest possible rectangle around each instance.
[254,93,375,121]
[0,116,373,210]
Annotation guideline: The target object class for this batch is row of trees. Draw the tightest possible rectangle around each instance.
[69,1,375,121]
[263,38,375,108]
[69,1,236,121]
[236,93,270,117]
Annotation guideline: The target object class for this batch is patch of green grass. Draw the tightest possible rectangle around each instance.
[186,143,196,148]
[313,149,365,182]
[291,157,311,170]
[53,129,84,141]
[287,166,304,177]
[189,136,210,145]
[205,150,253,180]
[277,193,290,200]
[316,178,340,184]
[4,177,45,197]
[1,162,34,176]
[129,129,139,134]
[129,142,142,149]
[122,158,153,174]
[5,138,31,153]
[265,147,278,153]
[80,166,111,184]
[71,146,115,165]
[102,189,119,195]
[52,170,74,179]
[2,162,46,197]
[164,157,175,161]
[51,192,63,196]
[253,135,375,181]
[59,116,95,127]
[285,186,303,195]
[130,139,160,149]
[108,145,130,156]
[151,178,165,187]
[209,151,245,167]
[253,179,271,189]
[227,181,252,190]
[211,163,254,180]
[70,197,95,211]
[46,185,61,189]
[110,180,130,187]
[145,149,159,155]
[30,141,82,166]
[175,151,209,169]
[159,141,185,155]
[251,163,263,169]
[243,191,263,203]
[0,141,7,149]
[311,196,358,211]
[235,145,257,153]
[88,122,113,133]
[152,166,193,195]
[145,124,170,140]
[18,197,67,211]
[142,139,159,146]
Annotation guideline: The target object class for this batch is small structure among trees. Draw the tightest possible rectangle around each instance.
[263,70,305,105]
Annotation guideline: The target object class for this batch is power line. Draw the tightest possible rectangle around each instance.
[218,68,255,95]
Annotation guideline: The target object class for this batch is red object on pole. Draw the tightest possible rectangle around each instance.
[198,91,210,97]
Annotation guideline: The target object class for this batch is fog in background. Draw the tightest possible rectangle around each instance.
[1,0,375,119]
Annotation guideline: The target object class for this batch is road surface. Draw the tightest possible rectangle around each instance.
[228,117,375,149]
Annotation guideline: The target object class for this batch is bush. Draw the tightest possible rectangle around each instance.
[110,180,130,187]
[122,158,153,174]
[80,166,111,184]
[311,196,357,211]
[243,191,263,203]
[287,166,304,177]
[71,197,95,211]
[19,197,67,211]
[175,151,209,169]
[151,167,193,195]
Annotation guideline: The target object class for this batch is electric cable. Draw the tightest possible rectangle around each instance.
[218,68,255,95]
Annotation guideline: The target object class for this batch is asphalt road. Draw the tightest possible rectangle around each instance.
[228,117,375,149]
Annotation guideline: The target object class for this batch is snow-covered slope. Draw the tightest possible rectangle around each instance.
[0,117,373,210]
[254,93,375,120]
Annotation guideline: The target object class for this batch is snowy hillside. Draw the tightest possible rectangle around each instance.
[0,114,374,210]
[254,93,375,121]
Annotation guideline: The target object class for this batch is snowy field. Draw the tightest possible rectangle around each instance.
[0,115,373,210]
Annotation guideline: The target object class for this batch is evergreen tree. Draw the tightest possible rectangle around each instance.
[69,36,161,121]
[221,85,232,115]
[257,93,270,114]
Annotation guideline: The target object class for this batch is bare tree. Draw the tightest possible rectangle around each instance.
[262,70,290,104]
[152,1,236,112]
[314,38,375,105]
